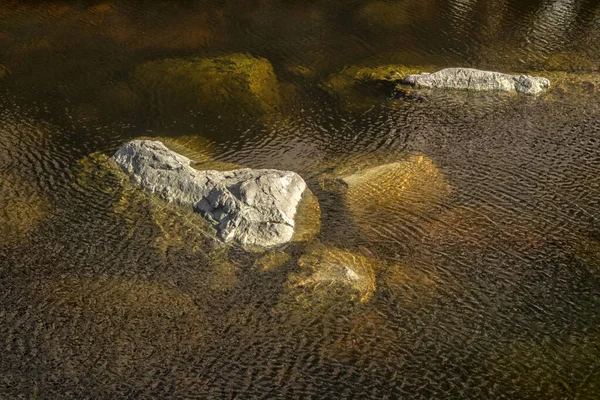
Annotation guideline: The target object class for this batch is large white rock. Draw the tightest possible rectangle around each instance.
[112,140,307,248]
[403,68,550,94]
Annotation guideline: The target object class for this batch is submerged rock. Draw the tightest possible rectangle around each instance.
[112,140,313,249]
[403,68,551,95]
[321,64,426,109]
[287,244,377,303]
[539,71,599,99]
[132,53,280,125]
[321,153,451,243]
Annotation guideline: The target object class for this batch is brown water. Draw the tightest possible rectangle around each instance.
[1,1,599,399]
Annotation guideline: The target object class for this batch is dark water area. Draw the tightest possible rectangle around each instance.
[0,1,599,399]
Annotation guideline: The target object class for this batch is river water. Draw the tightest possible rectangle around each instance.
[0,1,599,399]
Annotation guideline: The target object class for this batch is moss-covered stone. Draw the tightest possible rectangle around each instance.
[76,151,222,257]
[0,172,47,247]
[285,64,317,80]
[287,243,377,303]
[132,53,281,125]
[541,71,600,99]
[321,153,451,243]
[322,64,425,96]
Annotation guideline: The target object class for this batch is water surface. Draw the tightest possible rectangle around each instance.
[0,1,599,398]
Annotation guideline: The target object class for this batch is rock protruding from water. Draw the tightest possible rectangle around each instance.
[112,140,308,249]
[403,68,550,94]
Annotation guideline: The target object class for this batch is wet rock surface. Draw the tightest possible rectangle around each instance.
[403,68,551,94]
[112,140,310,249]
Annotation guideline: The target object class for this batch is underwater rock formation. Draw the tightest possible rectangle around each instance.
[321,153,451,243]
[321,64,426,109]
[112,140,312,249]
[132,53,280,124]
[287,244,377,303]
[403,68,551,94]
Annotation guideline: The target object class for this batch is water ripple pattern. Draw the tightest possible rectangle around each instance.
[0,1,599,399]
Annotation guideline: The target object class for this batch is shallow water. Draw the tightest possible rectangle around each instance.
[0,1,599,399]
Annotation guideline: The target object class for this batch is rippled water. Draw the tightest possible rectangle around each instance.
[1,1,599,399]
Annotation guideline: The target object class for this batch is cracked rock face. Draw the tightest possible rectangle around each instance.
[403,68,550,95]
[112,140,307,248]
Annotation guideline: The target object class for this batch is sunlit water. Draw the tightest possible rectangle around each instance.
[0,1,599,399]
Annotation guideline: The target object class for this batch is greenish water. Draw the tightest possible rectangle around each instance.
[0,1,599,398]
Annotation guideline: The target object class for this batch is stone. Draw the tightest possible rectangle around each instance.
[111,140,311,249]
[321,64,423,97]
[287,244,377,303]
[320,64,429,110]
[132,53,280,125]
[321,153,451,243]
[403,68,551,95]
